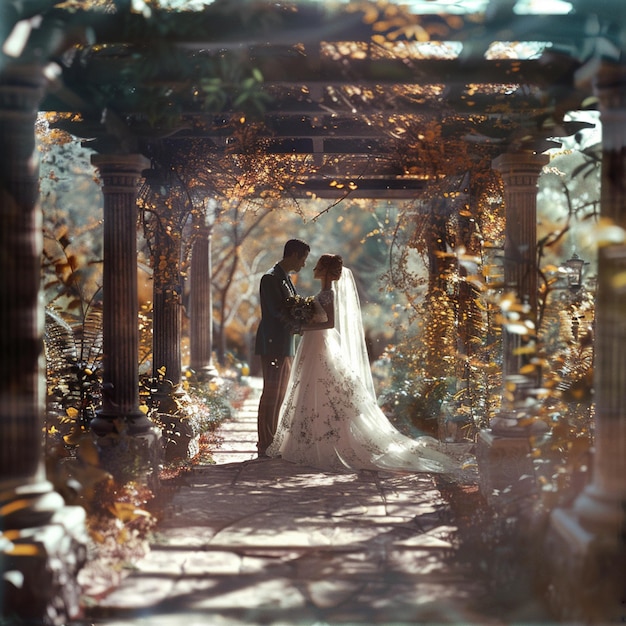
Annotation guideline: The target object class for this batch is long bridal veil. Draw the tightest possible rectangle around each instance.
[334,268,376,400]
[333,268,470,476]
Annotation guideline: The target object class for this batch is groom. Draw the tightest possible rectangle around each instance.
[254,238,310,457]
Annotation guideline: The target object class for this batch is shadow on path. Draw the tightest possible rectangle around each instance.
[80,379,552,626]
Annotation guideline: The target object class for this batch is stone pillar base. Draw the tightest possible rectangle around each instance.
[545,507,626,623]
[3,505,87,625]
[188,364,220,382]
[93,425,162,492]
[476,429,536,505]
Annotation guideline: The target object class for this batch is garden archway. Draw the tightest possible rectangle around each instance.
[1,1,625,622]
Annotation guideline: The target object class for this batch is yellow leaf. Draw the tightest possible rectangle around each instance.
[108,502,152,523]
[581,96,598,108]
[66,407,79,418]
[63,427,86,446]
[514,345,537,355]
[373,20,391,32]
[2,530,19,541]
[8,543,42,557]
[362,6,379,24]
[76,438,100,466]
[0,499,31,517]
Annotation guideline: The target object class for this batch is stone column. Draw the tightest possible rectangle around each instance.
[580,66,626,533]
[0,63,86,625]
[152,218,182,389]
[493,151,548,382]
[189,211,218,379]
[150,206,196,461]
[547,63,626,624]
[90,154,161,482]
[476,151,548,502]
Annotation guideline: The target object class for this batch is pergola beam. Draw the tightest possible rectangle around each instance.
[59,8,589,55]
[57,54,580,89]
[286,177,427,199]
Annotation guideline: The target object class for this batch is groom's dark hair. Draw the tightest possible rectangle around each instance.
[284,239,310,258]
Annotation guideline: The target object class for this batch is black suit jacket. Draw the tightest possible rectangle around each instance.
[254,264,298,357]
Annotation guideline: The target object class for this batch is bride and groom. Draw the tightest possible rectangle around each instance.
[254,239,461,474]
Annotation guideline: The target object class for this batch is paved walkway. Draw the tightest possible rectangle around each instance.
[81,380,523,626]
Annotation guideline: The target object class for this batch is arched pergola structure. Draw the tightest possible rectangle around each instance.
[1,1,625,623]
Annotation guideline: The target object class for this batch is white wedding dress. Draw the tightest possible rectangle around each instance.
[266,269,462,475]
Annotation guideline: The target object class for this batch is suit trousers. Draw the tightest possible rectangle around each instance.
[257,354,293,455]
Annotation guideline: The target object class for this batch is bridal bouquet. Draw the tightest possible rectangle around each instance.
[285,294,316,324]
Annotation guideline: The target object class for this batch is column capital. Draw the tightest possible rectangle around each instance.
[0,65,47,166]
[0,64,47,114]
[492,151,550,189]
[91,153,150,193]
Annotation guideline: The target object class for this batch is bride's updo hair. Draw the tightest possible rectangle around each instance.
[318,253,343,281]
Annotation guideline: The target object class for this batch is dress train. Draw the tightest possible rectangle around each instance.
[266,293,466,475]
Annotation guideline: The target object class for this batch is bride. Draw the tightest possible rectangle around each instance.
[266,253,463,474]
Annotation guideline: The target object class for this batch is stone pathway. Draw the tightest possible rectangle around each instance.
[81,380,513,626]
